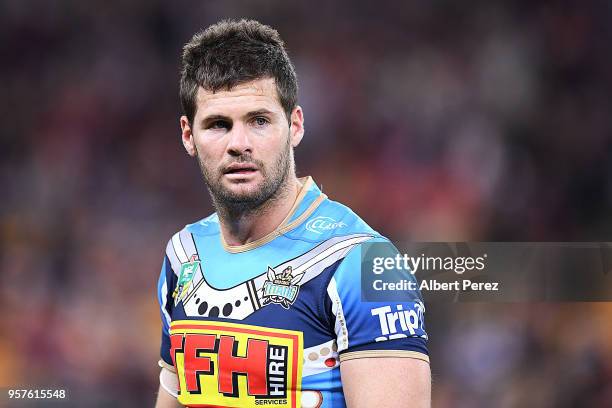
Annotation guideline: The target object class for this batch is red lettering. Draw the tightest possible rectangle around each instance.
[169,333,183,368]
[183,334,216,392]
[217,336,268,396]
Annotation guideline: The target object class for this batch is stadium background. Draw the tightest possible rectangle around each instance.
[1,0,612,406]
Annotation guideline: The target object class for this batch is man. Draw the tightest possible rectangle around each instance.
[155,19,430,408]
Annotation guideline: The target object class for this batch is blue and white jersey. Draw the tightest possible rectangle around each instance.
[157,177,428,408]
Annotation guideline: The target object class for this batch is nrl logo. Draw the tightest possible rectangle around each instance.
[173,254,200,304]
[262,266,305,309]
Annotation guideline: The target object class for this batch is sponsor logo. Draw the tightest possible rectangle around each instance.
[173,255,200,304]
[170,321,303,408]
[262,266,305,309]
[370,302,426,341]
[305,216,347,234]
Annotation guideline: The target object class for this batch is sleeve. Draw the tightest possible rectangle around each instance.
[157,253,176,368]
[325,239,429,363]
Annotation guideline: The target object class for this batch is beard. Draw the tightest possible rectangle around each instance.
[195,136,293,216]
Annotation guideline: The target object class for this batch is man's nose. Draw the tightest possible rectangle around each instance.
[226,123,253,156]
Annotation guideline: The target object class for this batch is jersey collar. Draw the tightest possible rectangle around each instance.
[221,176,327,253]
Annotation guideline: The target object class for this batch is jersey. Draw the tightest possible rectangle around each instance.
[157,177,428,408]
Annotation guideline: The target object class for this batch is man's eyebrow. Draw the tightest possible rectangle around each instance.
[202,114,230,121]
[200,114,230,126]
[245,109,275,117]
[199,110,277,127]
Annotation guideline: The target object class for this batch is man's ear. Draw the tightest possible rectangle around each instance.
[289,106,304,148]
[180,116,196,157]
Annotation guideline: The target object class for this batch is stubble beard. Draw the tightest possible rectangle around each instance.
[195,136,293,218]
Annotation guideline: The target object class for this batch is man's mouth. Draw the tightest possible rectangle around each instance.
[223,164,259,175]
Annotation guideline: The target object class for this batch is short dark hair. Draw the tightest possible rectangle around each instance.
[180,19,298,125]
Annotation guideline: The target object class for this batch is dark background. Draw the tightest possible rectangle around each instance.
[1,0,612,406]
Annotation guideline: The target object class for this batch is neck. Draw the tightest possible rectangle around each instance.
[216,176,302,246]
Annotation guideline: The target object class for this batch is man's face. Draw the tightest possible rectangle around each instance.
[181,78,304,210]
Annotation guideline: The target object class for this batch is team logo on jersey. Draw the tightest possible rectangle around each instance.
[173,254,200,304]
[305,216,347,234]
[170,320,303,408]
[262,266,305,309]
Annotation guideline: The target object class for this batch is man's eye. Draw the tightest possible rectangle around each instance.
[253,117,269,127]
[208,120,230,130]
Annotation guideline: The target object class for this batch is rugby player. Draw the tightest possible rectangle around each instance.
[155,19,431,408]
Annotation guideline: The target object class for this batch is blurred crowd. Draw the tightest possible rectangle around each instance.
[1,0,611,406]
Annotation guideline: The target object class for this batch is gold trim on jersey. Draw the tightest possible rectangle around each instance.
[339,350,430,364]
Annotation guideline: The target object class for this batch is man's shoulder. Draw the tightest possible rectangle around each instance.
[284,195,388,243]
[185,212,220,234]
[161,213,219,256]
[175,213,220,237]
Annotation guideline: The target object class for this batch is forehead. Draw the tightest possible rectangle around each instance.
[195,77,283,117]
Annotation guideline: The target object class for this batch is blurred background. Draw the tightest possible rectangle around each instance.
[1,0,612,406]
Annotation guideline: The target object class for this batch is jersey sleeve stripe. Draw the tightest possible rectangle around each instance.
[179,229,198,258]
[165,239,181,277]
[339,350,430,363]
[327,276,349,352]
[171,232,188,263]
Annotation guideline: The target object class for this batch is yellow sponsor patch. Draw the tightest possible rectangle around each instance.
[170,320,303,408]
